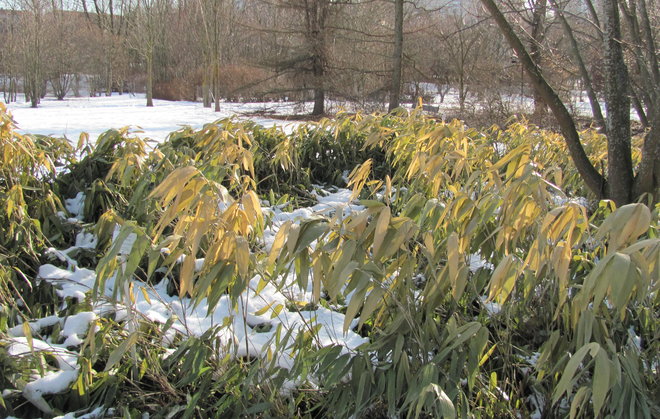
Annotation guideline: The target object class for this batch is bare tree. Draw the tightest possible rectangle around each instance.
[81,0,132,96]
[193,0,232,111]
[480,0,659,204]
[16,0,49,108]
[388,0,404,111]
[44,2,81,100]
[128,0,171,107]
[0,9,21,102]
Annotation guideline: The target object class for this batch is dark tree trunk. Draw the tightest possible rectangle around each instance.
[603,0,633,205]
[529,0,548,117]
[633,96,660,201]
[313,87,325,116]
[202,73,211,108]
[305,0,328,116]
[388,0,404,112]
[214,61,221,112]
[146,53,154,107]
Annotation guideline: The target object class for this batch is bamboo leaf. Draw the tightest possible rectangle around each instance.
[105,332,139,372]
[488,254,519,304]
[268,221,291,267]
[372,206,391,258]
[359,286,385,328]
[180,254,195,297]
[552,342,600,404]
[235,236,250,279]
[148,166,198,202]
[592,349,611,415]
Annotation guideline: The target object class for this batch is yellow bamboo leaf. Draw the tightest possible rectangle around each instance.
[348,159,373,201]
[345,210,370,236]
[616,204,651,248]
[423,232,435,258]
[551,240,571,313]
[448,232,459,281]
[180,254,195,297]
[235,236,250,279]
[488,254,519,304]
[140,287,152,305]
[385,175,392,204]
[148,166,198,201]
[254,302,276,316]
[268,221,291,266]
[359,286,385,328]
[286,223,301,256]
[372,206,391,258]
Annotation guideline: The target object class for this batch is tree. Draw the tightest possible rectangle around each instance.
[0,9,20,103]
[44,3,82,100]
[388,0,404,111]
[193,0,232,111]
[252,0,345,115]
[480,0,659,205]
[128,0,171,107]
[81,0,132,97]
[16,0,47,107]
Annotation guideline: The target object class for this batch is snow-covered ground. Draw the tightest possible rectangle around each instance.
[4,184,372,416]
[4,88,634,147]
[5,94,307,142]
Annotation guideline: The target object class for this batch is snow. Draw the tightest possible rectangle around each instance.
[62,312,98,346]
[23,370,80,415]
[38,264,98,301]
[6,94,304,143]
[7,336,79,370]
[468,253,494,273]
[479,296,502,316]
[54,407,106,419]
[25,369,79,396]
[64,192,85,219]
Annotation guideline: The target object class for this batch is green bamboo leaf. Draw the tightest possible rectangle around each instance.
[105,331,139,372]
[569,386,591,419]
[294,218,328,254]
[343,275,367,333]
[358,286,385,328]
[552,342,600,404]
[592,349,611,415]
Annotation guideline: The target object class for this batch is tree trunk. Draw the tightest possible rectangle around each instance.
[105,56,112,97]
[530,0,548,117]
[633,104,660,201]
[458,74,466,112]
[146,52,154,107]
[214,61,220,112]
[388,0,404,112]
[307,0,327,116]
[313,86,325,116]
[202,70,211,108]
[603,0,633,205]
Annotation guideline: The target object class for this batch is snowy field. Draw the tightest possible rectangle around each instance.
[5,94,307,142]
[4,88,621,147]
